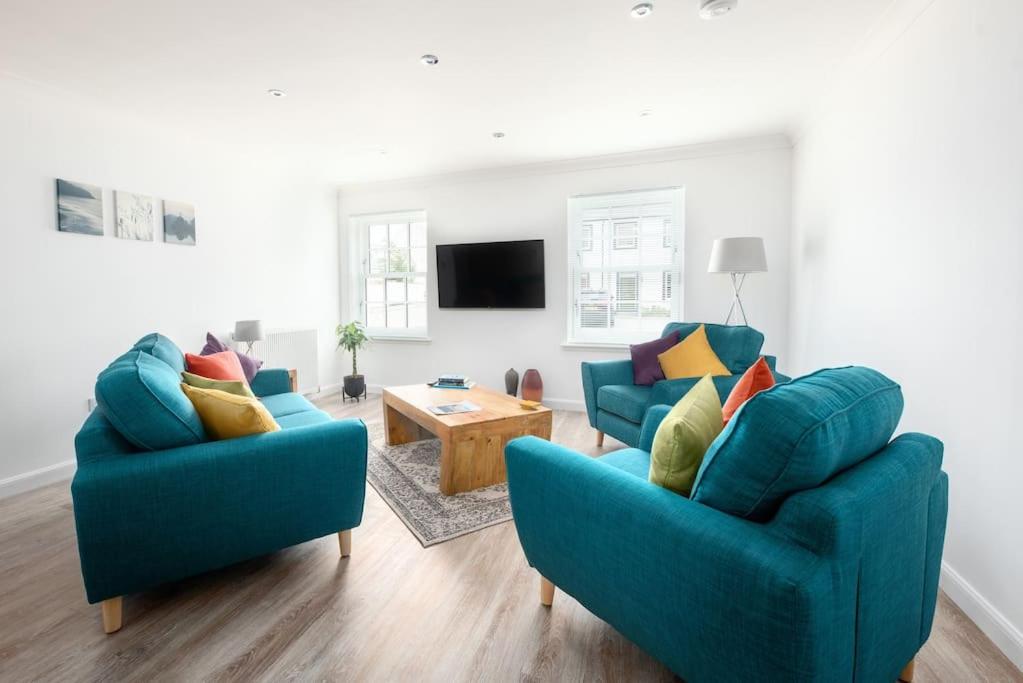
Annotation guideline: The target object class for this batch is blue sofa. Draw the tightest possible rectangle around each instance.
[71,334,367,633]
[582,322,790,448]
[507,366,948,682]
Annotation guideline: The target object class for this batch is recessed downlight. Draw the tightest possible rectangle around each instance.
[639,110,654,117]
[698,0,737,19]
[420,54,439,66]
[267,88,286,98]
[630,2,654,18]
[492,131,506,139]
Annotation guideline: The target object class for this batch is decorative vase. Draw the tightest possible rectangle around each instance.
[521,369,543,402]
[343,374,366,400]
[504,368,519,396]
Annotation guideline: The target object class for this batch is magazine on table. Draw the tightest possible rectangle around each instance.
[428,401,481,415]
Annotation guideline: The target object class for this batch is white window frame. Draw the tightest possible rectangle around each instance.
[565,187,684,346]
[347,209,429,341]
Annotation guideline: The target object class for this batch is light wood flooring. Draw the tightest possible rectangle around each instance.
[0,395,1020,681]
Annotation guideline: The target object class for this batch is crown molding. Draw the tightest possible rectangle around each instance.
[339,133,792,195]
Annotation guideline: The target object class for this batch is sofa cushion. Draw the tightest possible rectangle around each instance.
[201,332,263,383]
[598,448,651,479]
[95,351,207,450]
[661,322,764,374]
[629,332,679,386]
[692,366,904,521]
[657,324,731,380]
[722,356,775,424]
[181,384,281,440]
[181,371,256,398]
[648,375,723,497]
[186,351,247,383]
[260,392,318,419]
[131,333,185,374]
[276,409,334,430]
[597,384,652,424]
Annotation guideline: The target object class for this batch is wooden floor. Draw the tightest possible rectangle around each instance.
[1,396,1020,682]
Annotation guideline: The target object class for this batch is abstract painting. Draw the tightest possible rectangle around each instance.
[163,200,196,245]
[56,179,103,235]
[114,191,154,241]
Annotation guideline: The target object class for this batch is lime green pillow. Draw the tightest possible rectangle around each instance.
[648,374,724,496]
[181,371,255,398]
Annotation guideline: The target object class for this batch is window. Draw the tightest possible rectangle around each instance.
[567,188,684,344]
[349,210,428,339]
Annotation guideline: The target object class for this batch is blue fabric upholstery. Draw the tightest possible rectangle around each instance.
[72,333,368,607]
[506,368,948,682]
[94,351,206,451]
[581,323,786,447]
[250,368,292,397]
[596,384,652,424]
[693,366,904,521]
[596,448,650,479]
[131,333,186,374]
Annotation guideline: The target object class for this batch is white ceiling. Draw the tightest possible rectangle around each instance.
[0,0,891,182]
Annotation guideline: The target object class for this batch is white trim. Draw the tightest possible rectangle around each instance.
[941,561,1023,671]
[541,397,585,412]
[561,341,631,351]
[340,134,792,194]
[368,335,432,343]
[0,459,76,499]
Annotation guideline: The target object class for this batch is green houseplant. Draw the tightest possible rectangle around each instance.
[336,321,368,399]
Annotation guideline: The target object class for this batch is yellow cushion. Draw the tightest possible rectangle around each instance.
[180,384,280,440]
[657,324,732,380]
[181,371,255,398]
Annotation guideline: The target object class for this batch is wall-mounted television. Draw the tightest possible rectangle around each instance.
[437,239,545,309]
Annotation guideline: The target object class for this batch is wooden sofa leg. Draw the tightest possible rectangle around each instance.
[539,575,555,607]
[338,529,352,558]
[101,597,122,634]
[596,431,605,447]
[898,658,915,682]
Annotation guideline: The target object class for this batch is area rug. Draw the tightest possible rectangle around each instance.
[365,424,513,547]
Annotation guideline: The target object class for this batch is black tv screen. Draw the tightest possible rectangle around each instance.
[437,239,545,309]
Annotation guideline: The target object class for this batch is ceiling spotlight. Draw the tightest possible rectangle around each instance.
[630,3,654,18]
[420,54,439,66]
[266,89,286,98]
[698,0,737,19]
[492,131,506,139]
[639,110,654,117]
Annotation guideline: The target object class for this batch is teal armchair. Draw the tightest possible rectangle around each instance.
[71,335,367,633]
[581,322,789,447]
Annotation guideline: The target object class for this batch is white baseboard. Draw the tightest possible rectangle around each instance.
[941,561,1023,671]
[0,459,75,500]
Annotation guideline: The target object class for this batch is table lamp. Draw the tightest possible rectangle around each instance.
[234,320,264,355]
[707,237,767,326]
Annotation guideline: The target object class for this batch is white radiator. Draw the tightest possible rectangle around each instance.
[251,329,319,395]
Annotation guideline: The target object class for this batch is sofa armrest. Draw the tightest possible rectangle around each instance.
[71,419,367,603]
[250,367,292,397]
[505,436,844,681]
[580,359,634,427]
[638,404,671,452]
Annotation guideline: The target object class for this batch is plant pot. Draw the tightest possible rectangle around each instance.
[343,374,366,399]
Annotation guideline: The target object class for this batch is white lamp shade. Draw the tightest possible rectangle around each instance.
[708,237,767,273]
[234,320,264,343]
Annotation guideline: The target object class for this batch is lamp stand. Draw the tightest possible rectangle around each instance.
[245,342,255,356]
[724,272,749,326]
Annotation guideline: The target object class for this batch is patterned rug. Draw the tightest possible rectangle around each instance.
[365,424,513,547]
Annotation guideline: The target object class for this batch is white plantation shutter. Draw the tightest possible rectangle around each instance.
[568,188,684,344]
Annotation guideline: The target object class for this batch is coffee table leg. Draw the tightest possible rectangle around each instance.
[384,401,426,446]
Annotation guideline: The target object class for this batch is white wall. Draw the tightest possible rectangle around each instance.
[339,137,792,409]
[790,0,1023,667]
[0,75,341,493]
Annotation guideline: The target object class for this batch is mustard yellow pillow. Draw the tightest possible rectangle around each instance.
[181,371,255,398]
[180,384,280,440]
[657,324,732,380]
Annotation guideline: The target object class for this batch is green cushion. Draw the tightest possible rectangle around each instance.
[648,375,723,497]
[131,333,185,374]
[692,366,904,521]
[181,371,255,398]
[95,351,207,451]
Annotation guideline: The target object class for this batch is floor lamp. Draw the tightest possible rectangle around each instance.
[708,237,767,326]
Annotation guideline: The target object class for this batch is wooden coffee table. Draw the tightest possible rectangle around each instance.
[382,384,553,495]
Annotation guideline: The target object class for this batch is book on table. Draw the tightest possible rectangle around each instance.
[428,401,481,415]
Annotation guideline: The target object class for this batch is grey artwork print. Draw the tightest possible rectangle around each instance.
[56,179,103,235]
[163,200,196,245]
[114,191,154,241]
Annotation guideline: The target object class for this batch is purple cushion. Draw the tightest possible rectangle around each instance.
[630,332,680,385]
[201,332,263,384]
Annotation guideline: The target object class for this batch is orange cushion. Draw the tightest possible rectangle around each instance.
[722,356,776,424]
[185,351,247,383]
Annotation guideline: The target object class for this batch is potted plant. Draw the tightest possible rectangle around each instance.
[336,321,368,400]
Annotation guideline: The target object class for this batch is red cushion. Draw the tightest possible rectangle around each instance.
[185,351,247,383]
[722,356,775,424]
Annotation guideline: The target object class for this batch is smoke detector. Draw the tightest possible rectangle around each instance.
[699,0,737,19]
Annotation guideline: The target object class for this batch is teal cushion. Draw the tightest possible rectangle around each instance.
[598,448,651,479]
[95,351,206,450]
[660,323,764,374]
[276,409,334,430]
[597,384,652,424]
[260,392,318,419]
[692,366,904,521]
[131,333,185,374]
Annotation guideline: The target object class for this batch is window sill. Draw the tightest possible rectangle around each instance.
[368,334,432,344]
[561,340,631,351]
